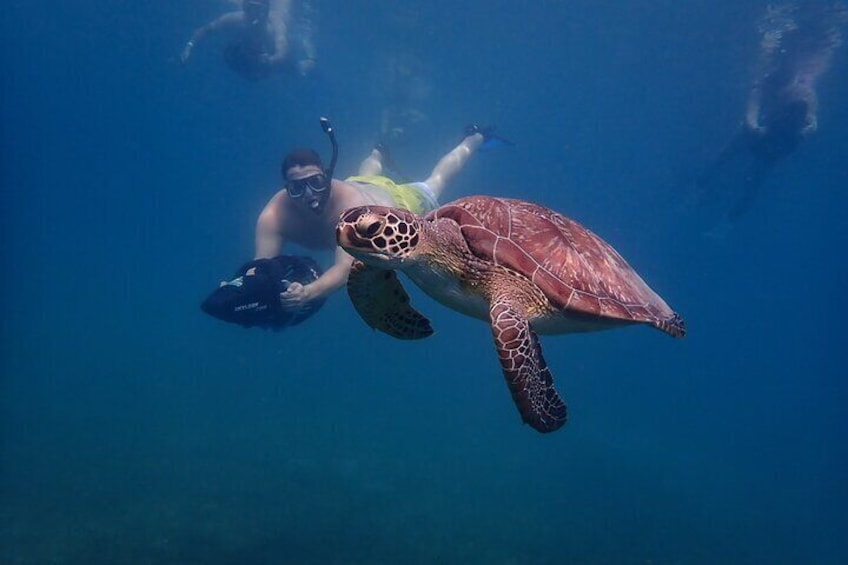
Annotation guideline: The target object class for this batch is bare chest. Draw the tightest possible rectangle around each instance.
[283,214,338,250]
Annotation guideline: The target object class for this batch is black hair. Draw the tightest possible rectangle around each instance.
[281,148,324,177]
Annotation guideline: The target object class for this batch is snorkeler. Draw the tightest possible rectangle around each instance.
[179,0,315,81]
[696,2,846,222]
[253,119,505,313]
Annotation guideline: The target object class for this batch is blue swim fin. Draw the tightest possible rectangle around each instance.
[465,124,515,150]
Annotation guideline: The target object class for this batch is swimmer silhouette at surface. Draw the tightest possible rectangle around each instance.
[696,2,846,224]
[179,0,315,81]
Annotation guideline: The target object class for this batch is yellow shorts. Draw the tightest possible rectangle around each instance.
[345,175,439,215]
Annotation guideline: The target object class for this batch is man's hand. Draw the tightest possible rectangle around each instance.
[745,117,766,136]
[280,281,313,312]
[297,58,316,76]
[180,41,195,64]
[802,114,818,137]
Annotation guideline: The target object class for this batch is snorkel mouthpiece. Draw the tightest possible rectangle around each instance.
[308,191,329,215]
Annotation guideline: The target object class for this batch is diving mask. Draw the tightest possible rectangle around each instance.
[286,173,330,198]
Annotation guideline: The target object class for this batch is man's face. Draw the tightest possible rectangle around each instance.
[285,164,331,214]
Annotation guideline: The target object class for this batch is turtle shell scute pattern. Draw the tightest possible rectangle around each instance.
[429,196,679,329]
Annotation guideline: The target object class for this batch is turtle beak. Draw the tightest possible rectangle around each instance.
[336,213,398,266]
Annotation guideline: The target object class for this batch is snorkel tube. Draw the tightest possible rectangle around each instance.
[306,117,338,214]
[320,117,338,180]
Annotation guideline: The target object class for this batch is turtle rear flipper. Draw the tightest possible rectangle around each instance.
[347,260,433,340]
[490,298,567,433]
[654,311,686,338]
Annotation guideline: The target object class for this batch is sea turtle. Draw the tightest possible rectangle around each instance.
[336,196,685,433]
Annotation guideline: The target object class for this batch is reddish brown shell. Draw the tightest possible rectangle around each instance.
[428,196,683,334]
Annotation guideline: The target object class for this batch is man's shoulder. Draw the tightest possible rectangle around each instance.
[261,189,289,221]
[267,188,288,206]
[218,11,244,25]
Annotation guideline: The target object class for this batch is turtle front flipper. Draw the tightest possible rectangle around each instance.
[489,298,567,433]
[347,260,433,340]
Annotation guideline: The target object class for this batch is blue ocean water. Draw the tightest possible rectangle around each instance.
[2,1,847,563]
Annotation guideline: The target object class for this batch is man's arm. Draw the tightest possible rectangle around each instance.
[280,246,354,310]
[306,246,354,298]
[266,15,290,67]
[802,91,819,136]
[280,247,353,311]
[255,192,286,259]
[291,0,317,76]
[295,33,317,75]
[745,83,764,133]
[267,0,292,66]
[181,12,242,63]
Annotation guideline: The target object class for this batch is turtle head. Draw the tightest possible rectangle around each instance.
[336,206,422,267]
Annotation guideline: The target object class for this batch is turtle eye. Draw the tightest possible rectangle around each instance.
[365,221,382,238]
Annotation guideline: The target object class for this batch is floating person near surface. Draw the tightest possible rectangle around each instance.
[179,0,316,81]
[336,196,685,433]
[377,53,434,146]
[696,2,847,224]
